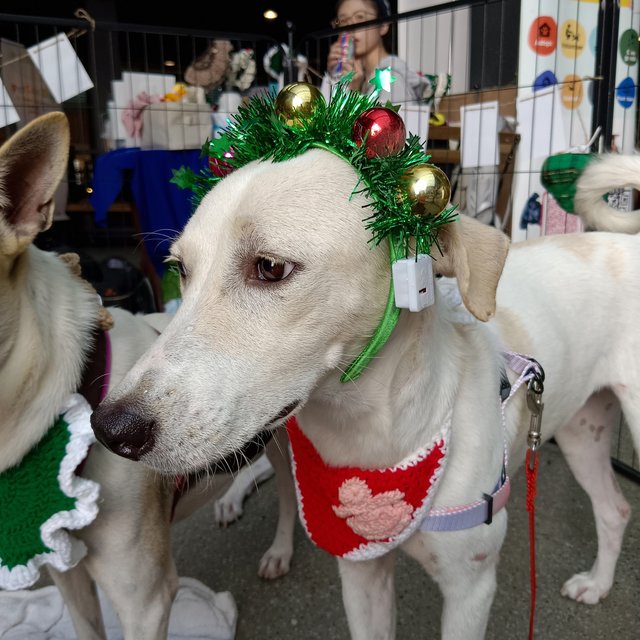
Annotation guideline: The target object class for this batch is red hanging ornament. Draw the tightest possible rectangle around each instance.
[352,107,406,158]
[209,148,235,177]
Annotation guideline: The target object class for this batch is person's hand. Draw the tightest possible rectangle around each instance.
[327,37,348,78]
[327,36,364,91]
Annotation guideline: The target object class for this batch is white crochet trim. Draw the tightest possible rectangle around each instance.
[0,393,100,590]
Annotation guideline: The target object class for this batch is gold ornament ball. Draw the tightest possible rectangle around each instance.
[400,164,451,217]
[275,82,325,128]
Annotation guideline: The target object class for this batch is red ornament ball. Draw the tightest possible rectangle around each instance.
[352,107,406,158]
[208,148,235,177]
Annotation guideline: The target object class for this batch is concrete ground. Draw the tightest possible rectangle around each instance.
[171,440,640,639]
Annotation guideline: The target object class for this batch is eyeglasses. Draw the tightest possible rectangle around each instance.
[331,10,377,28]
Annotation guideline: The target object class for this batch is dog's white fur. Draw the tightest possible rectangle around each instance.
[0,113,297,640]
[93,146,640,639]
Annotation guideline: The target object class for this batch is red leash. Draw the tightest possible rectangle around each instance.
[525,448,539,640]
[524,366,544,640]
[502,353,545,639]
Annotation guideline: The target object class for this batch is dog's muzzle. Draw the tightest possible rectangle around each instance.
[91,400,156,461]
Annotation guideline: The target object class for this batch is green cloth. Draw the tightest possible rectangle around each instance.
[541,153,594,213]
[0,416,75,569]
[162,265,181,304]
[0,394,99,590]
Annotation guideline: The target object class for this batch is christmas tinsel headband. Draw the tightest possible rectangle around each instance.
[172,75,457,257]
[172,75,458,381]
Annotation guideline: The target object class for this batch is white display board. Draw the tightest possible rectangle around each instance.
[460,101,499,168]
[0,79,20,128]
[27,33,93,103]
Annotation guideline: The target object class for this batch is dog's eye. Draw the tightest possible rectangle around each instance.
[255,257,295,282]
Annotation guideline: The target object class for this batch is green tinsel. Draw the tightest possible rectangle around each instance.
[172,77,458,259]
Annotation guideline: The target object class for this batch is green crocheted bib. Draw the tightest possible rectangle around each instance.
[0,415,75,568]
[0,394,100,590]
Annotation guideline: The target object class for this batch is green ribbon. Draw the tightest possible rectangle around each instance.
[341,238,401,383]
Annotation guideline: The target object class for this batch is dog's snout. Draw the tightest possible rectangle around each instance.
[91,400,156,461]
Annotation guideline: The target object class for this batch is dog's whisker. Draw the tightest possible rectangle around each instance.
[273,438,286,460]
[90,372,110,386]
[134,228,180,243]
[216,447,235,478]
[129,230,181,258]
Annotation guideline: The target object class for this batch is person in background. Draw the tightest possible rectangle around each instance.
[321,0,426,104]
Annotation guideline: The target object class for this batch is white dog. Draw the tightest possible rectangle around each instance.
[0,112,297,639]
[91,107,640,640]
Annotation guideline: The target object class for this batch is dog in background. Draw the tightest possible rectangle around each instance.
[0,112,296,640]
[92,140,640,639]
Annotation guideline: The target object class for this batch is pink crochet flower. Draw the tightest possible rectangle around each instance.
[333,477,414,540]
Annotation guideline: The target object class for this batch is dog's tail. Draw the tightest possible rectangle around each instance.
[574,154,640,233]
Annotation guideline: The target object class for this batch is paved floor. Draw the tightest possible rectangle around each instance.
[172,440,640,639]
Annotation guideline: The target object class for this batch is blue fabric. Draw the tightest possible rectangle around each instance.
[90,147,140,226]
[90,148,206,276]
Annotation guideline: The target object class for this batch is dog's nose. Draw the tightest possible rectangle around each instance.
[90,400,156,461]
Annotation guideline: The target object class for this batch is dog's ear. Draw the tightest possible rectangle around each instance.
[433,214,510,321]
[0,112,70,252]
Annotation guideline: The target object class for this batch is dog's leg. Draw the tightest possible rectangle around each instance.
[404,522,505,640]
[555,389,631,604]
[79,452,179,639]
[48,564,107,639]
[213,452,274,525]
[258,426,297,579]
[83,514,178,639]
[338,552,397,640]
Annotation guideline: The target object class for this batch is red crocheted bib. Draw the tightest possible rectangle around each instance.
[286,417,448,561]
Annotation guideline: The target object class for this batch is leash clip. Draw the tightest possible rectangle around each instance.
[526,374,544,469]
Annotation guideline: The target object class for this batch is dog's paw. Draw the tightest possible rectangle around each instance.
[561,572,610,605]
[213,495,245,526]
[258,544,293,580]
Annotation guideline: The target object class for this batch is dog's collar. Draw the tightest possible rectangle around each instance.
[0,394,100,590]
[421,352,543,531]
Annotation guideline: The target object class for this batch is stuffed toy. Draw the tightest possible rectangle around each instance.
[184,40,234,91]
